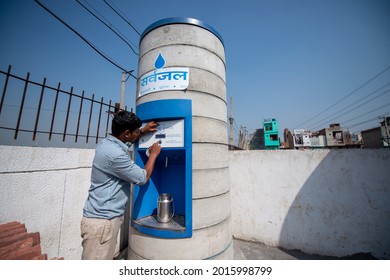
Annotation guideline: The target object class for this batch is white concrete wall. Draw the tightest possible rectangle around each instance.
[230,149,390,259]
[0,145,94,260]
[1,146,389,259]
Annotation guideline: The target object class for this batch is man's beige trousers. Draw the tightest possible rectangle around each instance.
[81,216,124,260]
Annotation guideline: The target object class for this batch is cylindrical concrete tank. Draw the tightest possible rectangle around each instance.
[129,17,232,259]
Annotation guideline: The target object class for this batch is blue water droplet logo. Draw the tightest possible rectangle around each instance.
[155,52,165,69]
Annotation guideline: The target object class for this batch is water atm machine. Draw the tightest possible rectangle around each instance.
[131,99,192,238]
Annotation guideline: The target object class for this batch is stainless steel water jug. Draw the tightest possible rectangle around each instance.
[157,193,174,223]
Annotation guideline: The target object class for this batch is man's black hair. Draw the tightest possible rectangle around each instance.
[111,111,142,136]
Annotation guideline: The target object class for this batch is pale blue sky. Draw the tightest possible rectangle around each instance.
[1,0,389,143]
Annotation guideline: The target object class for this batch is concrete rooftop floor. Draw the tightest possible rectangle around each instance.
[232,238,380,260]
[118,238,380,260]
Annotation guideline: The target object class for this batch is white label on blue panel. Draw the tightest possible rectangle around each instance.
[139,119,184,148]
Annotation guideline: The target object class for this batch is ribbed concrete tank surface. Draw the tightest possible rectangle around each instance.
[129,17,232,259]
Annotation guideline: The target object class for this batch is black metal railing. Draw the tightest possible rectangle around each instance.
[0,65,122,148]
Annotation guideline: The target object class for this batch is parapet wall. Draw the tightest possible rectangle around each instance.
[0,146,94,260]
[230,149,390,259]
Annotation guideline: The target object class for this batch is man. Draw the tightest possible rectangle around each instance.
[81,110,161,260]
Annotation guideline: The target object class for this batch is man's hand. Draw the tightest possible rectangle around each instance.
[148,141,162,158]
[141,121,159,134]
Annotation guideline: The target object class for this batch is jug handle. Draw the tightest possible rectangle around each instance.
[170,202,175,220]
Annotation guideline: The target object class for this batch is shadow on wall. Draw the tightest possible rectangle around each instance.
[278,149,390,260]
